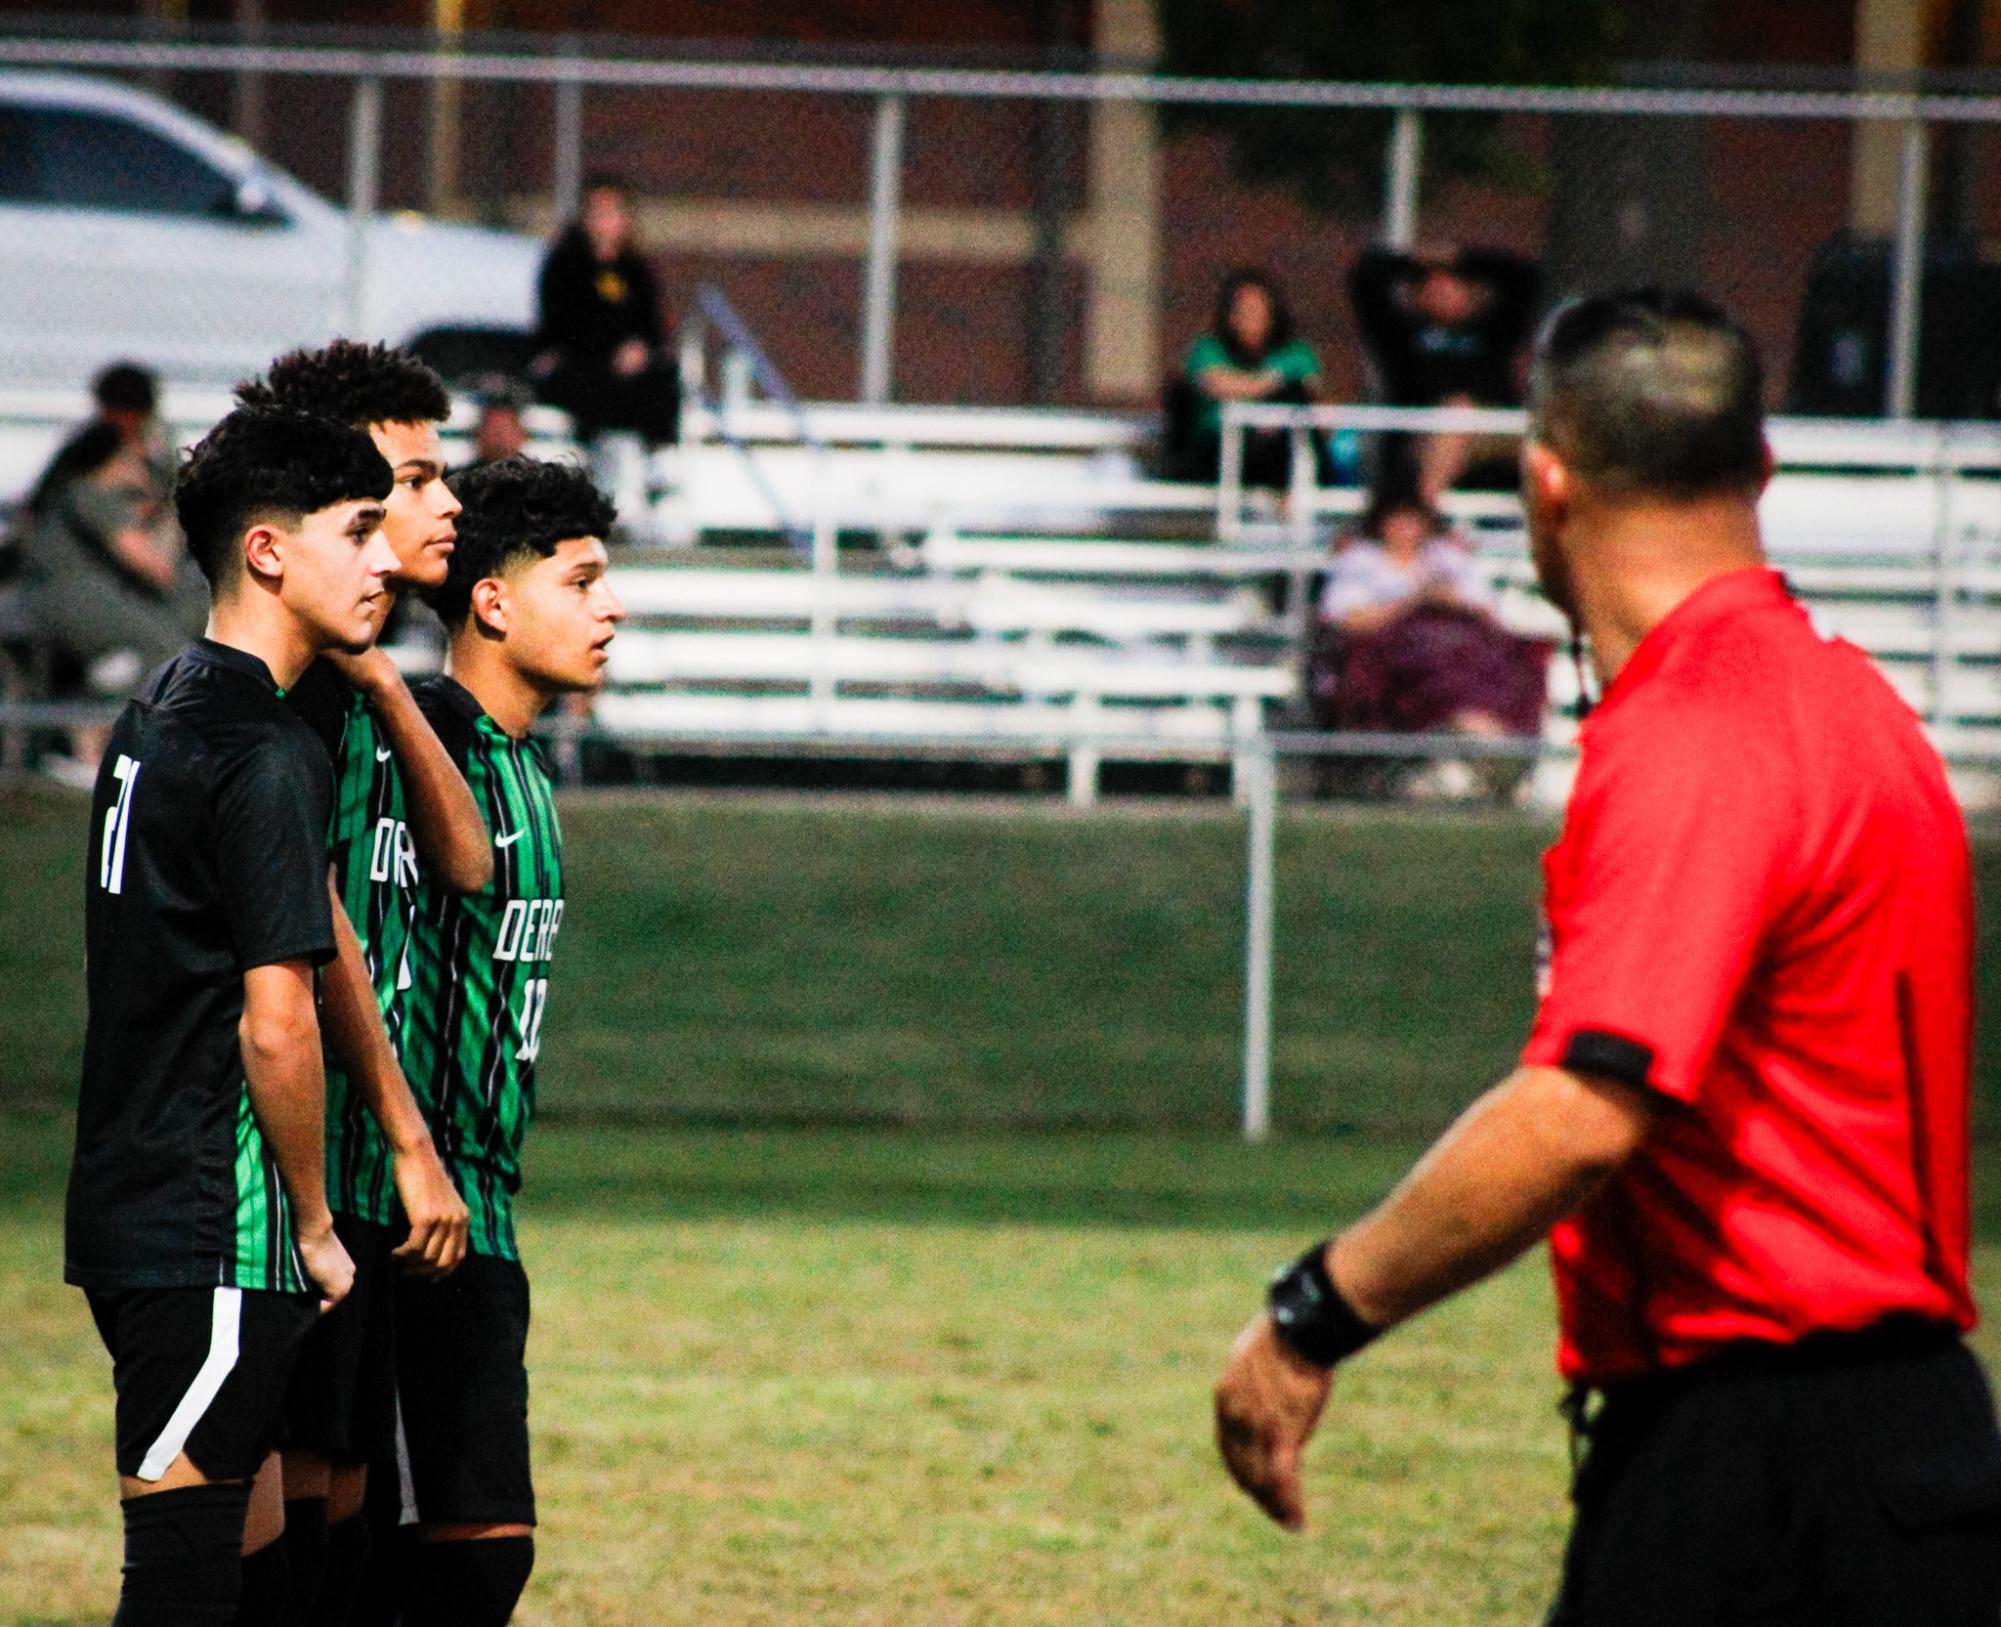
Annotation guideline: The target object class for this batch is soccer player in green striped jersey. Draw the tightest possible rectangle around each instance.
[236,341,489,1621]
[396,457,623,1626]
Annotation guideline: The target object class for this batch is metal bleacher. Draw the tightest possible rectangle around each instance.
[5,371,2000,806]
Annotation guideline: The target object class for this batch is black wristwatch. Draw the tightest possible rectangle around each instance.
[1266,1239,1381,1368]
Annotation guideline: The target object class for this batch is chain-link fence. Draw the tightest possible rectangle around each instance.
[2,27,2000,419]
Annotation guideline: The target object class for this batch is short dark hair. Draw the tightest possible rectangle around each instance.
[426,456,616,625]
[582,171,629,199]
[175,407,392,588]
[235,339,451,431]
[93,361,158,416]
[1528,289,1765,500]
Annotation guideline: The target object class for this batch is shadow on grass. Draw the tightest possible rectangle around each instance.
[11,1110,2001,1240]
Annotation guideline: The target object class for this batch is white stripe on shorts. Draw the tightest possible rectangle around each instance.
[135,1287,243,1482]
[393,1387,419,1526]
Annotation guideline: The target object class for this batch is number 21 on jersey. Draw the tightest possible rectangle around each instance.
[99,755,141,895]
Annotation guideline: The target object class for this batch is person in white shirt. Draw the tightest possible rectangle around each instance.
[1311,479,1550,795]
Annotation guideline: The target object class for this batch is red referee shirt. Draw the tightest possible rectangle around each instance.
[1523,567,1976,1385]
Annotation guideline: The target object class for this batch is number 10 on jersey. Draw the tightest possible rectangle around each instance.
[516,978,550,1063]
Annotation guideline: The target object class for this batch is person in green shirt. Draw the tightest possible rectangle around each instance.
[1180,268,1328,487]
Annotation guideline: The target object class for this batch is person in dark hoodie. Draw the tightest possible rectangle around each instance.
[528,176,679,449]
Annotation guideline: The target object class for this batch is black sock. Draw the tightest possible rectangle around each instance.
[311,1512,371,1627]
[113,1482,252,1627]
[281,1498,328,1624]
[403,1536,534,1627]
[232,1537,291,1627]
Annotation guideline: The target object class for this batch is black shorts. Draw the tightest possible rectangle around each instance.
[86,1285,319,1483]
[281,1212,399,1465]
[395,1253,533,1527]
[1549,1320,2001,1627]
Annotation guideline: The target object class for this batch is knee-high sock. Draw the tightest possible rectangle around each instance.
[281,1497,328,1625]
[112,1483,252,1627]
[402,1537,534,1627]
[310,1512,371,1627]
[232,1535,291,1627]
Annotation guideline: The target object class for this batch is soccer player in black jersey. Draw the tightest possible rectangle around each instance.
[393,457,624,1627]
[68,406,396,1626]
[234,341,491,1625]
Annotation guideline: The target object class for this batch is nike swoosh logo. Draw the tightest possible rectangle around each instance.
[495,830,525,848]
[375,747,393,763]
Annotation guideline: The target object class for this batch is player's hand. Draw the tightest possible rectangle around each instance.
[392,1139,469,1279]
[297,1219,356,1314]
[322,644,403,699]
[1214,1312,1333,1531]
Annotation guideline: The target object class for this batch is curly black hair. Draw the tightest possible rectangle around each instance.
[426,456,616,625]
[175,407,392,588]
[235,338,451,430]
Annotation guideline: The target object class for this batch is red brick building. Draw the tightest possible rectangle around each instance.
[6,1,1996,408]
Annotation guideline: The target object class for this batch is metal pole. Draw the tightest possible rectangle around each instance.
[1384,106,1423,249]
[1241,738,1276,1143]
[552,59,584,226]
[344,75,383,336]
[809,449,837,711]
[1218,401,1245,542]
[1931,425,1955,728]
[1886,118,1930,420]
[860,92,906,405]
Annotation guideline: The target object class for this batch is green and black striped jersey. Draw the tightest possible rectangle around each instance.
[288,662,419,1226]
[401,675,564,1260]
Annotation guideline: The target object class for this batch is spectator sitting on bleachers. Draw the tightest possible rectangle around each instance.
[1349,241,1539,504]
[530,174,680,451]
[1309,477,1549,798]
[470,374,532,465]
[1174,269,1328,488]
[21,371,206,778]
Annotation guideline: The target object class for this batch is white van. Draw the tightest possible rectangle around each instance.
[0,70,543,388]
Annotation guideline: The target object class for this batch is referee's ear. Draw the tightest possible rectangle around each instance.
[1521,442,1570,530]
[1757,437,1775,496]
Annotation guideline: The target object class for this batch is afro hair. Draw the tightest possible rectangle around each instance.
[235,338,451,431]
[175,407,392,587]
[425,456,617,625]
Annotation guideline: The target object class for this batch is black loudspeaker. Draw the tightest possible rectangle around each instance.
[1789,233,2001,420]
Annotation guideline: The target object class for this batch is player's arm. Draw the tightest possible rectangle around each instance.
[318,875,469,1278]
[240,959,353,1311]
[327,645,491,894]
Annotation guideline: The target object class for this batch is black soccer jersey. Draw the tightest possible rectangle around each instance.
[401,675,563,1260]
[288,661,417,1225]
[66,639,337,1293]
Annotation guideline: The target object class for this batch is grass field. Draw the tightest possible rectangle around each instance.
[2,788,1997,1624]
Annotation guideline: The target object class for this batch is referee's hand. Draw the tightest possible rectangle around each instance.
[392,1140,471,1279]
[1214,1313,1333,1531]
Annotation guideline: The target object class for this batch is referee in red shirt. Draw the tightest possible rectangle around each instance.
[1214,289,2001,1624]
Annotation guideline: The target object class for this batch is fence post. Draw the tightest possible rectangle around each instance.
[1218,402,1245,542]
[1931,424,1955,729]
[1241,736,1276,1143]
[1384,106,1423,250]
[343,75,384,338]
[1886,118,1930,420]
[861,92,907,405]
[552,56,584,227]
